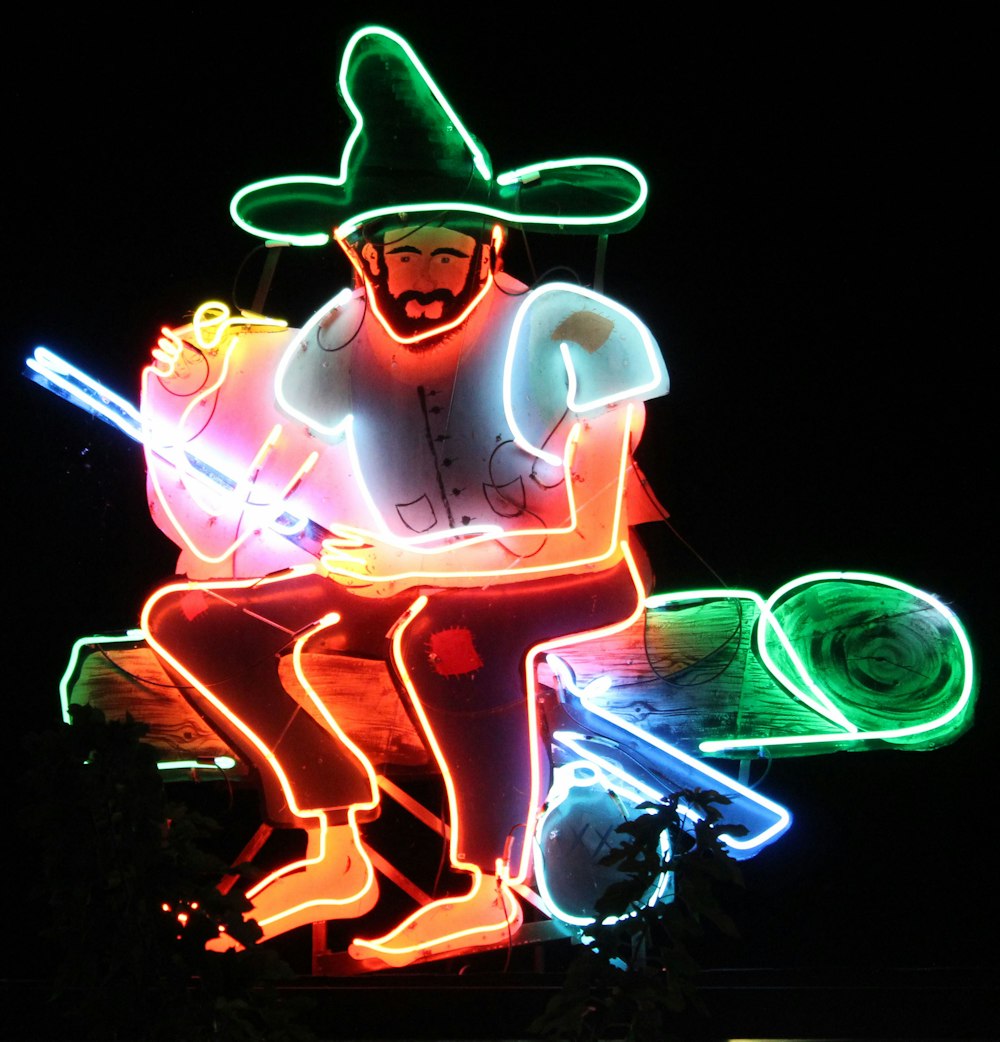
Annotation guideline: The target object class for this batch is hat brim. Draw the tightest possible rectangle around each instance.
[231,158,647,246]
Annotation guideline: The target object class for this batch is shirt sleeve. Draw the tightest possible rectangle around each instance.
[504,282,668,460]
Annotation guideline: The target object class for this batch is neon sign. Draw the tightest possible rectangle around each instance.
[229,27,647,247]
[30,23,977,973]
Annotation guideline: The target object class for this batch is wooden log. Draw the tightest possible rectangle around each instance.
[67,636,429,771]
[545,598,816,754]
[69,642,243,768]
[66,578,967,771]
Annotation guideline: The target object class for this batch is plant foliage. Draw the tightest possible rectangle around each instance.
[19,704,317,1041]
[528,789,745,1042]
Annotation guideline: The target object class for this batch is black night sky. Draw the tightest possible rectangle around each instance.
[4,5,994,1014]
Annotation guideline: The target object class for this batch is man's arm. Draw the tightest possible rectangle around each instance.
[503,282,668,467]
[141,302,330,577]
[317,401,650,589]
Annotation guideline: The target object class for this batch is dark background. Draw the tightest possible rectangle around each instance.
[4,3,993,1006]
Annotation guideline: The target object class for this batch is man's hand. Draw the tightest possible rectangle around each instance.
[320,527,376,578]
[149,301,288,383]
[147,325,212,395]
[150,326,188,379]
[318,524,504,585]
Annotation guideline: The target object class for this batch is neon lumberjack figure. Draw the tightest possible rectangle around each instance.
[139,26,669,967]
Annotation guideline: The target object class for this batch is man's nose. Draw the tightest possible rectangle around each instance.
[412,260,437,289]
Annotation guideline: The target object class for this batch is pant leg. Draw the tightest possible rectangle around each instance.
[393,560,641,876]
[144,570,411,824]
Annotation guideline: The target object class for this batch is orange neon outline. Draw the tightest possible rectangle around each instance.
[141,541,644,950]
[335,227,496,346]
[352,541,646,960]
[515,540,648,883]
[350,869,521,961]
[387,541,646,890]
[140,577,379,929]
[350,595,517,960]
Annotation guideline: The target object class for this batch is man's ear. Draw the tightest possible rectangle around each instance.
[480,243,492,280]
[361,242,381,277]
[487,225,504,276]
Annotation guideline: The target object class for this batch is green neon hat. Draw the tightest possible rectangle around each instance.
[230,25,648,247]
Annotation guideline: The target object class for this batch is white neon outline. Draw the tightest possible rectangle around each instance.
[546,659,792,853]
[58,630,240,774]
[336,156,647,240]
[144,288,654,573]
[334,171,647,240]
[276,301,642,571]
[229,26,647,246]
[236,169,650,247]
[156,756,237,773]
[504,283,667,466]
[694,571,976,754]
[533,760,671,928]
[30,312,308,565]
[58,630,145,723]
[274,280,664,572]
[230,25,492,247]
[27,347,143,442]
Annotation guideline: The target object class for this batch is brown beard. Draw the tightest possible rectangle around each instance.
[365,242,487,340]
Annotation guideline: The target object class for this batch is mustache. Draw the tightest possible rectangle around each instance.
[394,289,457,306]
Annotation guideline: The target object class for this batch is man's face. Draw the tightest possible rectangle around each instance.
[359,224,488,340]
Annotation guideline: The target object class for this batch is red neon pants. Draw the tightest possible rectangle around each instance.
[143,559,640,875]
